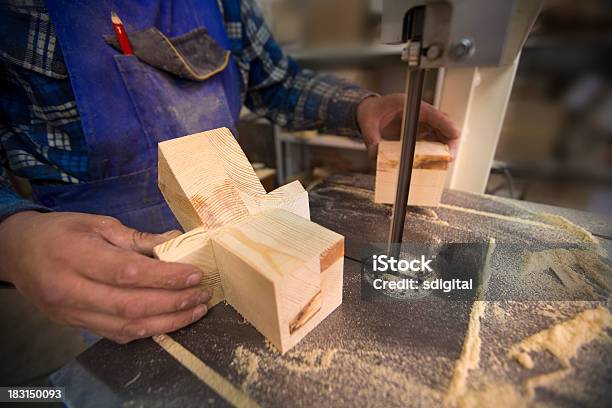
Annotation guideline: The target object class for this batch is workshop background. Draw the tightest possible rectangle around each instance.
[2,0,611,389]
[238,0,612,216]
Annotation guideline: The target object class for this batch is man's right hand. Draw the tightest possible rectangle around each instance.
[0,211,210,343]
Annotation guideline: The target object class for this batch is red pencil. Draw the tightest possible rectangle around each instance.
[111,11,133,55]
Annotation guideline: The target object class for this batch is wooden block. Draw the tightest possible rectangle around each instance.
[211,209,343,353]
[155,129,343,353]
[153,227,225,308]
[154,179,311,312]
[375,140,451,206]
[158,127,265,231]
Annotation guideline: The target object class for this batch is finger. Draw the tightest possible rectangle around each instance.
[428,125,460,160]
[76,237,203,289]
[420,102,460,143]
[93,216,182,256]
[367,144,379,160]
[64,304,208,343]
[360,119,382,159]
[64,277,210,319]
[447,138,459,160]
[380,114,403,140]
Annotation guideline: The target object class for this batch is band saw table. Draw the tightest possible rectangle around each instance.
[51,173,611,407]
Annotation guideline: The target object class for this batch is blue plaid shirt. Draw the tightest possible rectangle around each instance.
[0,0,374,222]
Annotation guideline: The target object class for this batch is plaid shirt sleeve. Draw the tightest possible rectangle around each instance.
[0,1,78,222]
[0,124,49,222]
[227,0,376,137]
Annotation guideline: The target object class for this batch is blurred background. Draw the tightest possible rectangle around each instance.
[238,0,612,216]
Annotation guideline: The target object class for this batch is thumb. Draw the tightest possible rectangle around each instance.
[96,217,182,256]
[360,123,382,160]
[356,96,383,160]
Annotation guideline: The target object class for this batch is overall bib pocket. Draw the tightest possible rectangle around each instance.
[110,27,236,146]
[105,27,230,81]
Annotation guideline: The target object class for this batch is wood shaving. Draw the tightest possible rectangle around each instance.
[524,368,572,399]
[537,213,599,249]
[445,301,487,405]
[439,204,559,230]
[514,352,534,369]
[508,306,612,368]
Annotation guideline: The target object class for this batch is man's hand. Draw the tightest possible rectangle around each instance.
[356,94,460,159]
[0,211,209,344]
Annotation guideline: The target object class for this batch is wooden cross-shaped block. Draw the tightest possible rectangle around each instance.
[153,128,344,353]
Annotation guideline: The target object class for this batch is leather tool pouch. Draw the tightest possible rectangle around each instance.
[105,27,229,81]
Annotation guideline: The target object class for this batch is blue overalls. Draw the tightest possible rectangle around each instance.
[35,0,242,233]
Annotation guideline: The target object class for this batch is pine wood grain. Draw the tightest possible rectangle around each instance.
[375,140,450,206]
[158,127,264,231]
[153,227,224,308]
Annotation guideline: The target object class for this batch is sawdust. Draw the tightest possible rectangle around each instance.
[445,239,496,405]
[524,368,572,399]
[409,207,451,227]
[536,303,571,320]
[445,301,487,405]
[521,248,611,298]
[281,348,338,373]
[232,346,260,390]
[491,303,510,321]
[327,184,376,200]
[233,346,338,378]
[264,338,279,353]
[414,207,439,219]
[508,306,612,368]
[514,352,535,369]
[230,341,449,407]
[537,213,599,248]
[439,203,559,231]
[448,303,611,407]
[438,203,603,251]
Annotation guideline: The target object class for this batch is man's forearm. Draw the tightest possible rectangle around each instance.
[238,0,376,137]
[246,68,377,137]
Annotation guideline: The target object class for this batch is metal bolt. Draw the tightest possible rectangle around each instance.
[449,38,474,61]
[425,44,443,60]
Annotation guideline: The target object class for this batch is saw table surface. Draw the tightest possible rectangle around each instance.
[51,174,611,408]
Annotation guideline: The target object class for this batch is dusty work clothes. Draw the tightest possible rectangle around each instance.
[30,0,241,232]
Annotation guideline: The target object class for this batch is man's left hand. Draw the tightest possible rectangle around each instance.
[356,94,460,159]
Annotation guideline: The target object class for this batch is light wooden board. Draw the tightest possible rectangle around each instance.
[375,140,450,206]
